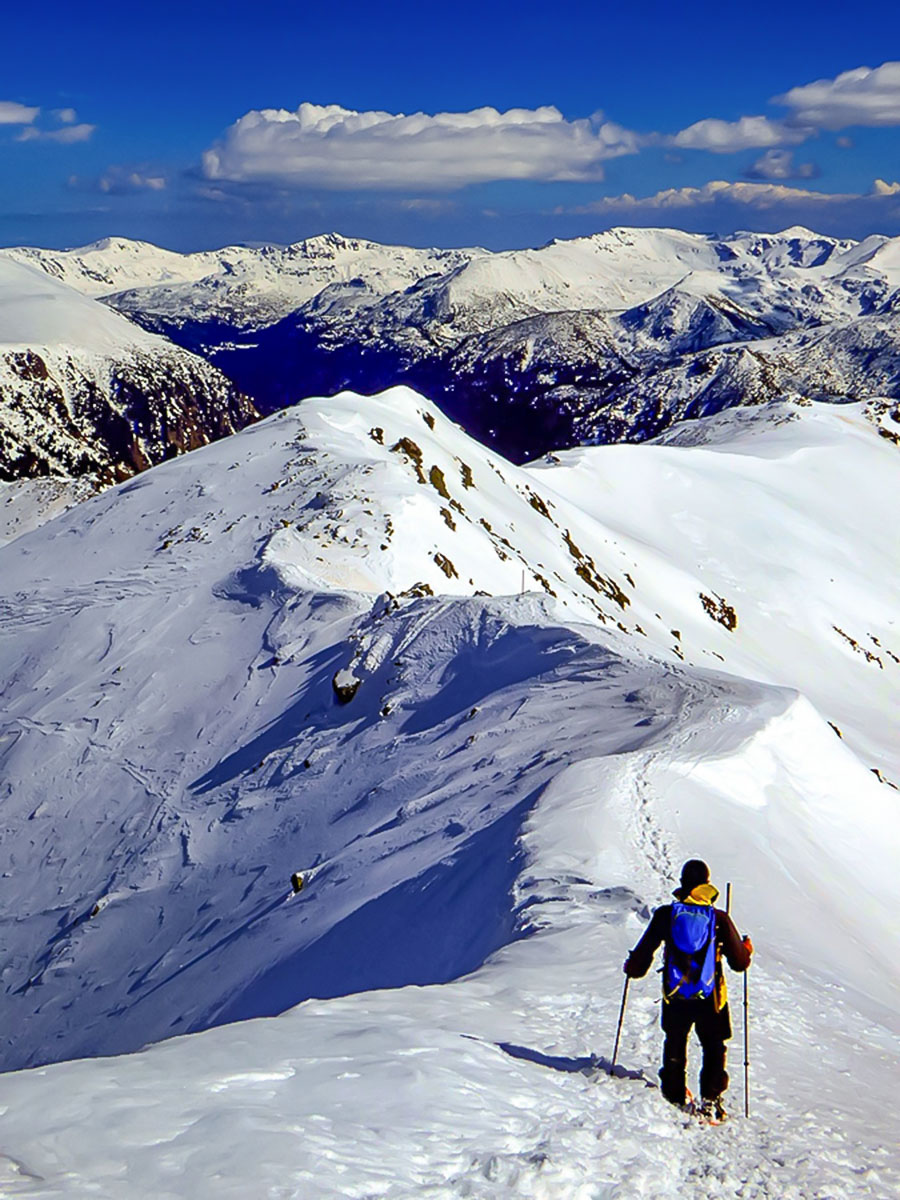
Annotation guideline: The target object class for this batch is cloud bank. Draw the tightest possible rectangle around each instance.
[201,63,900,199]
[743,149,818,181]
[668,61,900,156]
[68,165,167,195]
[202,103,641,189]
[560,178,900,213]
[1,102,93,143]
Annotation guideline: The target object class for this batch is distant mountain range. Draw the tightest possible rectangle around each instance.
[2,225,900,476]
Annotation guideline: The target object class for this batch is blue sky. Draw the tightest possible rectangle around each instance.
[2,0,899,250]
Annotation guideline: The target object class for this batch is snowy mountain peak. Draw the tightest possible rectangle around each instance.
[83,235,164,255]
[290,231,408,257]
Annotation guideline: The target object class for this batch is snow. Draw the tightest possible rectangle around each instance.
[6,225,900,468]
[0,257,159,354]
[0,476,96,545]
[0,386,896,1197]
[0,670,895,1197]
[0,256,256,482]
[2,234,474,331]
[8,225,899,343]
[528,399,899,772]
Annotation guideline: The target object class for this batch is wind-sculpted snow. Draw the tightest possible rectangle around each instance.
[0,387,896,1196]
[6,225,900,460]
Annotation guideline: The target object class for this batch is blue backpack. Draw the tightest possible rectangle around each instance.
[664,902,717,1000]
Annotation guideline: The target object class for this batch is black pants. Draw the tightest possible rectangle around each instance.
[659,997,732,1105]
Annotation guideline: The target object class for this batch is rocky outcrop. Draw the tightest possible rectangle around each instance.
[0,345,258,484]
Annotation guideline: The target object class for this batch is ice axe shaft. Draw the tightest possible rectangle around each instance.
[610,976,630,1073]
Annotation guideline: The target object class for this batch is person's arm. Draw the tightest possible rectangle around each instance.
[624,906,668,977]
[717,910,753,971]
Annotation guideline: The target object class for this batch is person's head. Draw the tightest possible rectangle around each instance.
[679,858,710,896]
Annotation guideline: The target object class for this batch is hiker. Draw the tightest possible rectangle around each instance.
[623,859,752,1122]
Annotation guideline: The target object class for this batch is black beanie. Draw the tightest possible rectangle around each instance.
[680,859,710,894]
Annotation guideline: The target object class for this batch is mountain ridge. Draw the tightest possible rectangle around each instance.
[6,224,898,461]
[0,257,258,484]
[0,384,896,1195]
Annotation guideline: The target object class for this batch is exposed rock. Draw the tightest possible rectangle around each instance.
[332,668,362,704]
[0,347,257,484]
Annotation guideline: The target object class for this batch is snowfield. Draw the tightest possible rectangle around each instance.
[0,387,896,1197]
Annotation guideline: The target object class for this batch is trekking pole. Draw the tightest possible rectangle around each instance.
[727,883,750,1117]
[729,883,748,1113]
[610,977,630,1074]
[743,970,750,1118]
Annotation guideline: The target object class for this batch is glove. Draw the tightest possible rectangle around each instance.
[743,935,754,956]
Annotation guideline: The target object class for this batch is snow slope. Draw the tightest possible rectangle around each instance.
[0,388,896,1196]
[0,257,257,482]
[0,476,96,545]
[0,686,895,1199]
[0,256,163,355]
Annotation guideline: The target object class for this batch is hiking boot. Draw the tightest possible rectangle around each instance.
[698,1097,728,1123]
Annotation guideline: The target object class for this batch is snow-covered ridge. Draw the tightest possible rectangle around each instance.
[3,232,474,330]
[0,256,161,354]
[0,385,896,1195]
[1,388,896,1048]
[0,257,257,482]
[7,224,899,330]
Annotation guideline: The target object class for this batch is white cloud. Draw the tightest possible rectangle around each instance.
[98,167,166,194]
[872,178,900,195]
[561,179,872,214]
[397,197,459,215]
[775,61,900,129]
[202,102,641,190]
[666,61,900,158]
[69,166,167,194]
[744,149,818,181]
[53,107,78,125]
[671,115,809,153]
[0,100,39,125]
[17,122,95,144]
